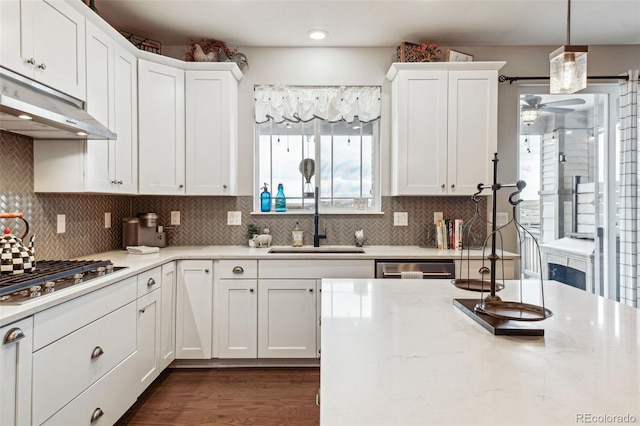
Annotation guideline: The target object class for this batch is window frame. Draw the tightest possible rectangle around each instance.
[253,117,381,215]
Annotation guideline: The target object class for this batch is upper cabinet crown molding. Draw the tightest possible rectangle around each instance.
[386,61,506,81]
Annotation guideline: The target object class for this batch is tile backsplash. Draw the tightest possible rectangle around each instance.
[1,130,486,259]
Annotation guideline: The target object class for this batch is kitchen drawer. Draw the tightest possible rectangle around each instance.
[32,301,137,426]
[218,259,258,279]
[137,266,162,296]
[454,259,514,280]
[42,352,138,426]
[34,276,137,350]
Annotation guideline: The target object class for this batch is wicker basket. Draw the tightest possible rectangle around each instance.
[396,41,441,63]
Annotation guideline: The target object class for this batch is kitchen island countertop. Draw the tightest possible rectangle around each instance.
[320,278,640,426]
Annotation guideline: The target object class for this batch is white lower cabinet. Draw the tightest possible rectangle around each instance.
[257,279,317,358]
[176,260,213,359]
[217,279,258,358]
[30,276,138,426]
[0,317,33,426]
[135,267,162,394]
[160,262,176,369]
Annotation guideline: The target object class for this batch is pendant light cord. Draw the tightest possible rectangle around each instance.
[566,0,571,45]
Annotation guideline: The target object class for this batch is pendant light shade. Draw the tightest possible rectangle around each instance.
[521,109,539,126]
[549,0,588,94]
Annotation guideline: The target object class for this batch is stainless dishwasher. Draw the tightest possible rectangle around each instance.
[375,259,455,279]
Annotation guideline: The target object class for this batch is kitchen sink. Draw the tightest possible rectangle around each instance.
[268,246,366,254]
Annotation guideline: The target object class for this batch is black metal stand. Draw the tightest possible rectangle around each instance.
[453,153,548,336]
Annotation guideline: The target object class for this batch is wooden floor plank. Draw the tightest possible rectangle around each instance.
[116,368,320,426]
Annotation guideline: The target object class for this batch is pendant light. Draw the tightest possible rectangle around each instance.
[549,0,588,94]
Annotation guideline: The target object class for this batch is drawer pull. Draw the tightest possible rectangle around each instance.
[91,408,104,423]
[3,328,25,345]
[479,266,491,274]
[91,346,104,359]
[232,266,244,274]
[147,277,156,287]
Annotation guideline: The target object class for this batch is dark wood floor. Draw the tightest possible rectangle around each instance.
[116,368,320,426]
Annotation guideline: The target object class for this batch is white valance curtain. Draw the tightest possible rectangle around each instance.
[254,85,381,124]
[619,69,639,307]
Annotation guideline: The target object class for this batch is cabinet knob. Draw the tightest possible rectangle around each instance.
[91,346,104,359]
[204,269,210,273]
[27,58,36,65]
[179,184,184,189]
[91,408,104,423]
[118,180,124,185]
[441,184,445,189]
[37,63,46,70]
[139,308,146,314]
[232,266,244,274]
[147,277,156,287]
[249,288,254,293]
[111,180,118,184]
[223,184,227,189]
[451,184,455,189]
[309,288,314,293]
[3,327,25,345]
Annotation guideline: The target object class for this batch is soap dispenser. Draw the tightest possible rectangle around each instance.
[292,222,303,247]
[275,183,286,212]
[260,183,271,212]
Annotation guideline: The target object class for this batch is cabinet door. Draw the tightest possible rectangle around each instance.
[185,71,238,195]
[218,279,258,358]
[113,46,138,194]
[85,20,115,193]
[0,0,85,100]
[138,60,185,195]
[447,69,498,194]
[176,260,213,359]
[136,289,161,394]
[160,262,176,369]
[391,70,448,195]
[257,279,316,358]
[0,317,33,426]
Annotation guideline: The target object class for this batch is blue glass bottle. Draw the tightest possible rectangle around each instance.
[275,183,286,212]
[260,183,271,212]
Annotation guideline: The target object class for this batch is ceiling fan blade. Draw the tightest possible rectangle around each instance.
[541,98,586,107]
[521,95,541,106]
[542,107,575,114]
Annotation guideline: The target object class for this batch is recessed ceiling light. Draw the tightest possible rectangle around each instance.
[18,114,32,120]
[307,29,328,40]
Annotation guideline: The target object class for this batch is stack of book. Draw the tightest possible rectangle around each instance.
[436,219,463,250]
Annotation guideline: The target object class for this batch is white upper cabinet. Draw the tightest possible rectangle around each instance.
[185,70,239,195]
[33,22,138,194]
[0,0,86,100]
[387,62,505,196]
[138,60,186,195]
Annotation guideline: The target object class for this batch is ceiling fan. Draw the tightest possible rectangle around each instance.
[521,95,586,114]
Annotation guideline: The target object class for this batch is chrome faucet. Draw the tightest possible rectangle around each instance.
[313,186,327,247]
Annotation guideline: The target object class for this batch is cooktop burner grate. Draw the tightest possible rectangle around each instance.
[0,260,125,304]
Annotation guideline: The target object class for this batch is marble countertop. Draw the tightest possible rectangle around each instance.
[320,278,640,426]
[0,245,518,326]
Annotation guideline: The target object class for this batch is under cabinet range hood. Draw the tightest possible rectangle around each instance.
[0,67,116,140]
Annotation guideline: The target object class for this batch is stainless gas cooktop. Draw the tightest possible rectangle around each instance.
[0,260,126,305]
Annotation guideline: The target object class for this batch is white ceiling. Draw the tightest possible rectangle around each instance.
[96,0,640,48]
